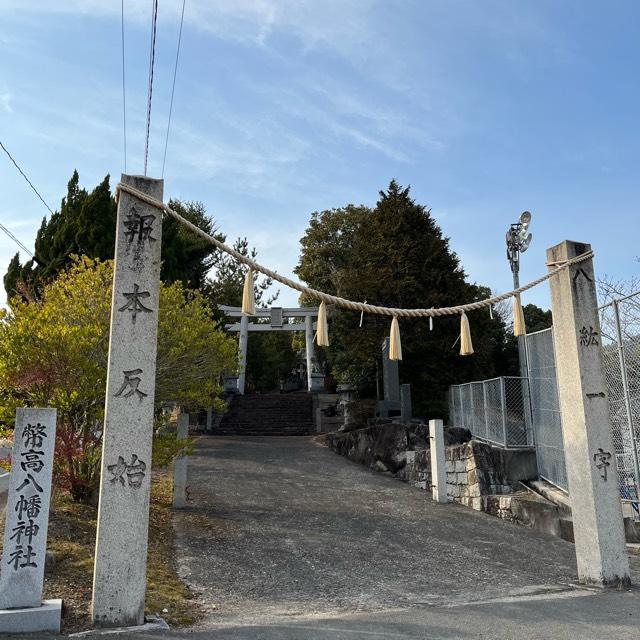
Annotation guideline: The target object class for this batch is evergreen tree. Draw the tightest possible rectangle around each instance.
[523,303,552,333]
[3,172,219,301]
[296,180,513,417]
[205,237,277,312]
[161,199,218,290]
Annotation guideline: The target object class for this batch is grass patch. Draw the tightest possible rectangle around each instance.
[0,469,201,634]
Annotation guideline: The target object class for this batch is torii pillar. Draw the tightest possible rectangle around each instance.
[305,315,315,391]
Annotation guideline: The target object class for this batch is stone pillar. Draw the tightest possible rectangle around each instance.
[381,337,400,402]
[205,408,213,434]
[547,240,630,586]
[173,413,189,509]
[92,174,163,627]
[429,419,447,504]
[237,314,248,395]
[305,315,315,392]
[0,408,62,634]
[400,384,412,422]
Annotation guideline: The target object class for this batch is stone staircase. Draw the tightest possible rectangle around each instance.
[215,392,315,436]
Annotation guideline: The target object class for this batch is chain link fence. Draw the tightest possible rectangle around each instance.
[525,328,567,490]
[449,377,533,448]
[455,292,640,519]
[599,292,640,517]
[448,291,640,518]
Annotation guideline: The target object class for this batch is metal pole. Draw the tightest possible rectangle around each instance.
[612,298,640,501]
[512,268,529,380]
[482,381,490,442]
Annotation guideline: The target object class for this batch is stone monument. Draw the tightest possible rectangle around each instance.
[0,407,62,633]
[548,240,630,586]
[173,413,189,509]
[92,175,164,626]
[400,384,412,422]
[376,338,401,418]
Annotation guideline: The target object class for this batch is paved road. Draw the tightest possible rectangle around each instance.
[134,589,640,639]
[22,436,638,639]
[163,436,640,639]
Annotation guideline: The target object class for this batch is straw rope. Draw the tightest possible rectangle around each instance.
[115,181,593,318]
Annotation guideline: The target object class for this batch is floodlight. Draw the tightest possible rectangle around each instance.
[520,233,533,252]
[519,211,532,226]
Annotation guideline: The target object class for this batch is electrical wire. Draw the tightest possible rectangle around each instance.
[0,222,34,259]
[0,140,55,216]
[121,0,127,172]
[161,0,186,178]
[144,0,159,176]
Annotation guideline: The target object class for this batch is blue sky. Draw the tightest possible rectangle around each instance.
[1,0,639,310]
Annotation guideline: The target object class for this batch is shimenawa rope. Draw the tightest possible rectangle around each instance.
[115,181,593,319]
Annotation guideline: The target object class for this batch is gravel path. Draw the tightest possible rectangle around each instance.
[170,435,632,629]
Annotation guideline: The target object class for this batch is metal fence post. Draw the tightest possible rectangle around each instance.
[500,377,508,447]
[612,298,640,500]
[482,381,489,441]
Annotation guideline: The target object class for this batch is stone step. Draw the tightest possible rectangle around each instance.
[217,393,314,436]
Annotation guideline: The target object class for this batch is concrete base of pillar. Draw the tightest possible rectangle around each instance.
[0,598,62,634]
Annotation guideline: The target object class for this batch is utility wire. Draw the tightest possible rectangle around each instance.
[121,0,127,172]
[0,222,34,259]
[161,0,186,178]
[144,0,159,176]
[0,140,55,216]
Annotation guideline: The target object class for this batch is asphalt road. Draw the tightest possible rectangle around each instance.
[165,436,639,638]
[14,435,640,639]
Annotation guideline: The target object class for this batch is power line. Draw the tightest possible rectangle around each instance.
[121,0,127,172]
[0,222,34,259]
[144,0,159,176]
[0,139,55,216]
[162,0,186,178]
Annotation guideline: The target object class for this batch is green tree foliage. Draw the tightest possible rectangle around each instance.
[158,198,219,290]
[296,180,513,417]
[0,257,237,502]
[523,303,552,333]
[3,172,219,300]
[205,237,277,313]
[245,332,299,392]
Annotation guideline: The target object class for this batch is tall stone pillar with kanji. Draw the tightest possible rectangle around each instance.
[91,175,163,626]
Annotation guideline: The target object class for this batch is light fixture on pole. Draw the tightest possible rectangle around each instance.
[506,211,532,289]
[505,211,533,378]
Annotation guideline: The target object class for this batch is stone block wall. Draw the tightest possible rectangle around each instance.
[406,440,523,512]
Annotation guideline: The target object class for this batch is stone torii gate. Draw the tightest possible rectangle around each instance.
[219,305,324,394]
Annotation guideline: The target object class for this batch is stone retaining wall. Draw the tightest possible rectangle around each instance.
[326,423,537,514]
[406,440,520,511]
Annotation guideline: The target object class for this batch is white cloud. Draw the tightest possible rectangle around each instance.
[0,0,376,52]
